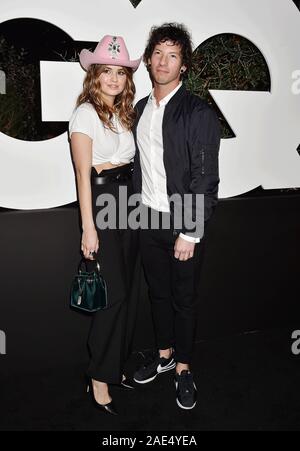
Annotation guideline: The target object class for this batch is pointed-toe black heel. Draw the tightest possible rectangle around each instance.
[87,380,119,416]
[113,375,135,390]
[119,376,135,390]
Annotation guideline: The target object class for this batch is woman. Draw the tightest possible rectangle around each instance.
[69,35,141,416]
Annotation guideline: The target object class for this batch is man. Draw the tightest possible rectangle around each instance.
[132,23,221,410]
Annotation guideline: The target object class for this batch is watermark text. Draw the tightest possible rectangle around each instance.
[0,330,6,355]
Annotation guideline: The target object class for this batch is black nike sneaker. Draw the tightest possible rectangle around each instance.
[134,352,176,384]
[174,370,197,410]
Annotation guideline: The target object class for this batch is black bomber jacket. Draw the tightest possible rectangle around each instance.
[132,84,221,239]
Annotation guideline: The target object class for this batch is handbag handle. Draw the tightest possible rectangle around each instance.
[78,258,101,274]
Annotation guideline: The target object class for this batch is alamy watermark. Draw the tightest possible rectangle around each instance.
[291,70,300,94]
[0,70,6,94]
[0,330,6,355]
[291,330,300,356]
[94,188,205,239]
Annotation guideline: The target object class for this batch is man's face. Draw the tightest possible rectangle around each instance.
[149,40,186,86]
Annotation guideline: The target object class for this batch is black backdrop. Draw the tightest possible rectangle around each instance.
[1,193,300,376]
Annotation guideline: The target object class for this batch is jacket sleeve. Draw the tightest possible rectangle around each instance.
[182,105,221,238]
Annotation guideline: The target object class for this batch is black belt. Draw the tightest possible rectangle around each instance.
[91,167,133,185]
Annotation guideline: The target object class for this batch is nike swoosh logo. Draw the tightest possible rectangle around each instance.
[157,359,174,372]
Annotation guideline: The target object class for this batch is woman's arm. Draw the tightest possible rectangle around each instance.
[71,132,99,260]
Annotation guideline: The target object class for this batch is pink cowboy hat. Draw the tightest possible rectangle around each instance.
[79,35,141,72]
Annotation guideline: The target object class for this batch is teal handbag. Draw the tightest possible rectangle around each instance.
[70,259,108,312]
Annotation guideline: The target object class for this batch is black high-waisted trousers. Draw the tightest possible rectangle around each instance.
[85,164,140,384]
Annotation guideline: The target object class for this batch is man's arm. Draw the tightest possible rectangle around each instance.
[174,104,220,261]
[183,104,221,238]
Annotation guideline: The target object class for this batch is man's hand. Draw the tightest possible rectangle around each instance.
[174,236,195,261]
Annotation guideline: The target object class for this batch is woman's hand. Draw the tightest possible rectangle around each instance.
[81,226,99,260]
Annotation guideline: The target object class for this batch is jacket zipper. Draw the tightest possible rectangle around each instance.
[201,148,205,175]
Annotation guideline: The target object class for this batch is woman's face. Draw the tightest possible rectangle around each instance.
[98,65,127,103]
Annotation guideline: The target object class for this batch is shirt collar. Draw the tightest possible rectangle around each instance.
[149,81,183,107]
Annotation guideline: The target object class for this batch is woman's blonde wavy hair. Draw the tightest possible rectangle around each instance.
[76,64,136,131]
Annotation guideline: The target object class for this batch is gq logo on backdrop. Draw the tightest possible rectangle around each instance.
[0,0,300,209]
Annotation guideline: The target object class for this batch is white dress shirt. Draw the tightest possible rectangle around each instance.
[137,82,200,243]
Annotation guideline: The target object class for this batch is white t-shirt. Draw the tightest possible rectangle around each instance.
[69,102,135,165]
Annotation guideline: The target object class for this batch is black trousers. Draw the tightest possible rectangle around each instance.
[85,165,140,384]
[140,207,205,365]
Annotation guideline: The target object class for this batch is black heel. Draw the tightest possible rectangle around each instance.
[118,375,135,390]
[87,379,119,416]
[111,374,135,390]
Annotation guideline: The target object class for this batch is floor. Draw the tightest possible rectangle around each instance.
[1,326,299,431]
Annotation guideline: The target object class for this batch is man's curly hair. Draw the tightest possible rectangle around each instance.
[143,23,193,78]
